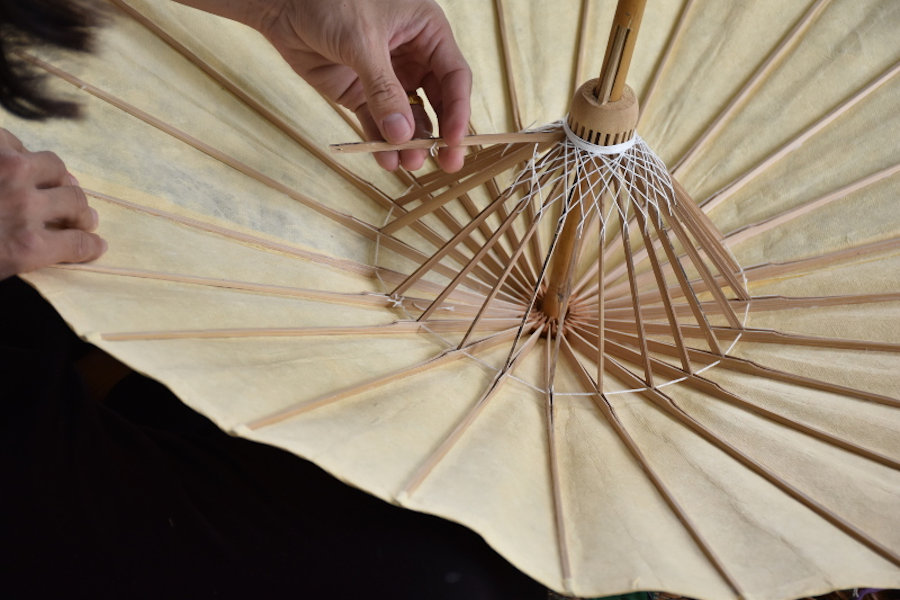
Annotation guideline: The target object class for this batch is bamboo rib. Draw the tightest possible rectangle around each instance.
[671,0,832,175]
[585,179,746,307]
[505,153,571,289]
[452,146,568,297]
[465,124,510,212]
[740,238,900,283]
[724,329,900,353]
[99,319,527,342]
[313,94,516,294]
[399,325,546,498]
[418,198,538,303]
[391,190,528,298]
[645,202,724,354]
[459,217,544,349]
[315,93,527,292]
[330,132,562,154]
[572,0,595,91]
[88,189,528,312]
[372,152,532,299]
[581,345,900,567]
[661,206,744,330]
[593,292,900,323]
[701,61,900,213]
[639,0,695,118]
[416,192,543,321]
[86,190,375,275]
[595,196,607,390]
[620,218,654,385]
[588,190,896,317]
[382,143,542,234]
[58,263,386,304]
[242,327,524,431]
[394,144,513,206]
[671,181,747,298]
[561,338,745,597]
[322,94,365,138]
[569,326,900,470]
[460,135,536,288]
[56,262,522,316]
[724,163,900,246]
[606,319,900,354]
[601,328,900,410]
[493,0,524,132]
[610,360,900,570]
[543,339,573,592]
[596,263,900,318]
[632,199,691,371]
[389,180,538,304]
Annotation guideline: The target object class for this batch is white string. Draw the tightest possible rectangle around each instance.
[562,119,639,155]
[367,121,751,398]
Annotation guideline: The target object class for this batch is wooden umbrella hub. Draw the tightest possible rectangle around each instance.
[566,79,639,147]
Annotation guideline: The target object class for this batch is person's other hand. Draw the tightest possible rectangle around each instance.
[0,128,106,281]
[256,0,471,173]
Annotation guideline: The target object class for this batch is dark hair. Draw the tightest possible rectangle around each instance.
[0,0,98,120]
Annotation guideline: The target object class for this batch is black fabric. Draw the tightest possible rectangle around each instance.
[0,276,547,600]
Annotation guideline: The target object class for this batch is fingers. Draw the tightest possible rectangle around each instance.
[356,97,433,172]
[28,150,70,188]
[398,99,433,171]
[0,130,107,278]
[2,222,107,278]
[44,185,99,232]
[352,47,415,172]
[43,228,107,267]
[354,48,415,146]
[0,128,26,152]
[424,36,472,174]
[355,109,400,171]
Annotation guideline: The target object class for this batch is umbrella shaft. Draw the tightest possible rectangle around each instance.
[594,0,647,103]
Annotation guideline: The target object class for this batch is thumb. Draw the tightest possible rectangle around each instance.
[355,50,413,144]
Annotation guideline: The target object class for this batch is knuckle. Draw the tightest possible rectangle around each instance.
[0,152,29,179]
[34,149,64,168]
[7,229,42,263]
[365,72,402,107]
[70,186,89,212]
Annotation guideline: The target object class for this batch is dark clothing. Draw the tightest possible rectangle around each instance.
[0,276,545,600]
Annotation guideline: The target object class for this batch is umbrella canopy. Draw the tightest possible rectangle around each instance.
[4,0,899,598]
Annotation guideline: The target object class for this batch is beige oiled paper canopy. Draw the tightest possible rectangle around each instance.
[4,0,899,598]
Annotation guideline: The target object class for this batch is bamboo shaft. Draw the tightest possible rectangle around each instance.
[595,0,648,102]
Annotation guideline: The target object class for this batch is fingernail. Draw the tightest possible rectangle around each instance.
[382,113,411,144]
[89,207,99,226]
[67,173,80,186]
[100,238,108,253]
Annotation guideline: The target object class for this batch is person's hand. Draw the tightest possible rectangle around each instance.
[258,0,472,173]
[0,128,106,281]
[177,0,471,173]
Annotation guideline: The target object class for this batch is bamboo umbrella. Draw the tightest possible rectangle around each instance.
[4,0,899,598]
